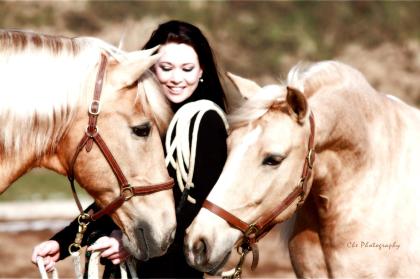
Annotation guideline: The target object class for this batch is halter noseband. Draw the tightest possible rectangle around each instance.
[203,112,316,277]
[67,53,174,222]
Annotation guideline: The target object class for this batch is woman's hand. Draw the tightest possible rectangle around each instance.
[87,230,130,265]
[31,240,60,272]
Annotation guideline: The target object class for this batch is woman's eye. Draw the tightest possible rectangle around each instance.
[262,155,284,166]
[159,65,172,71]
[183,67,193,72]
[131,124,151,137]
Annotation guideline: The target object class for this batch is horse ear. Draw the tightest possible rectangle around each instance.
[110,46,161,89]
[286,86,308,123]
[226,72,261,100]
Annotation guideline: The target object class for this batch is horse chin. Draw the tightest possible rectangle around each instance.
[206,250,232,275]
[122,224,172,261]
[122,231,149,261]
[185,239,233,274]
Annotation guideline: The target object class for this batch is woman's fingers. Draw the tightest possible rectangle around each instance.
[87,236,113,251]
[99,247,124,258]
[31,240,60,265]
[45,260,56,273]
[87,232,130,263]
[108,251,129,265]
[111,258,122,265]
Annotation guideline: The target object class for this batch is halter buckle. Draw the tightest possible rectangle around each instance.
[88,100,101,115]
[307,148,314,169]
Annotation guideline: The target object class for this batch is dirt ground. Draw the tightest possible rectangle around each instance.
[0,224,295,278]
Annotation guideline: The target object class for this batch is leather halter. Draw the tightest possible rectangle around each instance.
[67,53,174,222]
[203,112,315,272]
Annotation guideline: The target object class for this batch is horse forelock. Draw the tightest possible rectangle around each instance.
[137,71,173,137]
[228,84,287,129]
[0,30,126,158]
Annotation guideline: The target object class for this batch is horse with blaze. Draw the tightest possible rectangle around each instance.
[185,61,420,277]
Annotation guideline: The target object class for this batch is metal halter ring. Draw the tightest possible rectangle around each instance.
[77,213,91,225]
[244,224,259,238]
[68,243,81,255]
[121,186,134,201]
[236,241,251,255]
[85,126,99,138]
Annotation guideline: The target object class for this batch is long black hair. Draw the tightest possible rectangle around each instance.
[143,20,226,112]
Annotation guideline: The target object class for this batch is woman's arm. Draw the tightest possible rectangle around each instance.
[191,110,228,202]
[177,110,228,229]
[49,203,118,260]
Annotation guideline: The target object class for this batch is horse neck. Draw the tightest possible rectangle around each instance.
[0,46,98,191]
[308,79,384,195]
[308,73,420,211]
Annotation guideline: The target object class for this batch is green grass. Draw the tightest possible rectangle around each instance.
[0,169,89,201]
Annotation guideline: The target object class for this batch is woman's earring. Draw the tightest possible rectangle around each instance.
[200,78,204,83]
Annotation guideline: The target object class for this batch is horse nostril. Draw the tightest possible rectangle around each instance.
[193,239,208,266]
[193,239,205,254]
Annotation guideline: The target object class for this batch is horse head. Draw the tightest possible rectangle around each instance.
[41,45,176,260]
[185,74,315,273]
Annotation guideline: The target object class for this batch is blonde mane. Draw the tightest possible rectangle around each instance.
[228,61,371,129]
[137,70,173,137]
[0,30,142,157]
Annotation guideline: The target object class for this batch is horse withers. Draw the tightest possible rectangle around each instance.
[185,61,420,277]
[0,30,176,260]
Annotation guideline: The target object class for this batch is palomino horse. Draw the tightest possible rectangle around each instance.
[185,61,420,277]
[0,30,176,260]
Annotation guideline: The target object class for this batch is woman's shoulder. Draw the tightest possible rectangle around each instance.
[194,101,227,129]
[176,99,228,131]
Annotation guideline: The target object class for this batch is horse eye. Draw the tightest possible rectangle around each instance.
[131,123,151,137]
[262,155,284,166]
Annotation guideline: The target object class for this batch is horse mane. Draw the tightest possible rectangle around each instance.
[137,71,173,137]
[228,61,370,129]
[0,30,135,158]
[287,60,370,97]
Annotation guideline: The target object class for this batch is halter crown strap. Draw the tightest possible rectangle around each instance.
[85,53,108,152]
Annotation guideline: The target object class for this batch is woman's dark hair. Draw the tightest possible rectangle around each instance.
[143,20,226,112]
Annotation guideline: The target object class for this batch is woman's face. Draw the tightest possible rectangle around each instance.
[154,43,203,103]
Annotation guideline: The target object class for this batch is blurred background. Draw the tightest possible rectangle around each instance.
[1,1,419,278]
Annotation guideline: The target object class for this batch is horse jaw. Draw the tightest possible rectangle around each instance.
[184,209,241,273]
[115,196,176,261]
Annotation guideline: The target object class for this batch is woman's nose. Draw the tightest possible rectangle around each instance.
[170,69,183,83]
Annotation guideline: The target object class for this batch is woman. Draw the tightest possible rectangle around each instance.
[32,20,228,278]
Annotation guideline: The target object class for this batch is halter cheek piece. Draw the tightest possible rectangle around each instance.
[203,112,315,278]
[67,53,174,253]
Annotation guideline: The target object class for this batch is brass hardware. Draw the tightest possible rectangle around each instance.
[121,186,134,201]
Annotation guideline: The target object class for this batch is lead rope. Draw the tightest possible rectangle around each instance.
[165,100,228,206]
[37,250,137,279]
[87,251,138,279]
[36,257,58,279]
